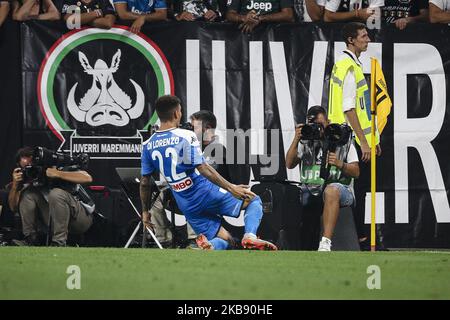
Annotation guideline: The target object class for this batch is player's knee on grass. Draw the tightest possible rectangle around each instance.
[210,237,230,250]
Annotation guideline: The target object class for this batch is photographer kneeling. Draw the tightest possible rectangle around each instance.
[9,147,93,247]
[285,106,359,252]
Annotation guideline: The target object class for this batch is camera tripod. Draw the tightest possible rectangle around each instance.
[123,183,166,249]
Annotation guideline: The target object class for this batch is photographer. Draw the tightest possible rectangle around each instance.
[8,147,34,213]
[285,106,359,252]
[9,146,94,247]
[190,110,232,181]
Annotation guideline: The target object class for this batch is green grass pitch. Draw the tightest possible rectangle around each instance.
[1,247,449,300]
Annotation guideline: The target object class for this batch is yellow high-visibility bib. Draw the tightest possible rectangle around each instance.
[328,54,379,146]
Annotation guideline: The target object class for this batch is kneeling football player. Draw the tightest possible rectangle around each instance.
[140,95,277,251]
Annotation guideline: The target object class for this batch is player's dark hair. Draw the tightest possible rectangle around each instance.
[307,105,327,119]
[190,110,217,129]
[155,95,181,122]
[342,22,367,46]
[15,146,34,165]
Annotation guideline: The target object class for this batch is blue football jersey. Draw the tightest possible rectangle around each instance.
[141,128,214,214]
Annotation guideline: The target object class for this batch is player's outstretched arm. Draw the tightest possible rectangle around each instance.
[139,174,154,228]
[197,162,256,200]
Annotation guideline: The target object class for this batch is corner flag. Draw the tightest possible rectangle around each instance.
[373,59,392,135]
[369,57,392,252]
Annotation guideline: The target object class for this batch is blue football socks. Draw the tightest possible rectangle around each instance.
[210,237,230,250]
[243,196,263,235]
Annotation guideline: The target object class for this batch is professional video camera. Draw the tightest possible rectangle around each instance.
[21,165,45,184]
[323,123,352,151]
[319,123,353,182]
[21,147,89,185]
[33,146,89,169]
[301,114,324,140]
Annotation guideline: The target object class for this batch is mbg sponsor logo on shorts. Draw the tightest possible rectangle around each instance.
[171,177,194,192]
[246,0,272,12]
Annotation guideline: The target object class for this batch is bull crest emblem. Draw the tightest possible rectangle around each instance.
[67,49,145,127]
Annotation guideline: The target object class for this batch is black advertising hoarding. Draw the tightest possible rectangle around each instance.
[11,21,450,248]
[0,20,22,187]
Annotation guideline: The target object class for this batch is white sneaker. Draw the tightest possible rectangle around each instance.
[318,237,332,252]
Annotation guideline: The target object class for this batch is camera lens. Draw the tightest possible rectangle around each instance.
[302,125,312,136]
[324,124,352,145]
[302,123,322,140]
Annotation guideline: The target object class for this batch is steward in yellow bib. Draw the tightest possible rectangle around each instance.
[327,22,386,251]
[328,51,380,147]
[328,23,380,163]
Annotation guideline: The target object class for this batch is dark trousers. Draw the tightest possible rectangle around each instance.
[353,143,371,240]
[19,187,93,245]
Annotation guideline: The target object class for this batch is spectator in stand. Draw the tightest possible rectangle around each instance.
[171,0,224,21]
[429,0,450,23]
[11,0,60,21]
[293,0,325,22]
[113,0,167,34]
[226,0,294,33]
[324,0,384,23]
[382,0,428,30]
[0,1,10,27]
[61,0,116,29]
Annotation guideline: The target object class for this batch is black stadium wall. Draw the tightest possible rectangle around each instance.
[0,20,449,248]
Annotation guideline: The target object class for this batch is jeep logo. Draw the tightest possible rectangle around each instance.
[246,0,273,12]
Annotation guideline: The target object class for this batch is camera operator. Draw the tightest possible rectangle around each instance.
[190,110,232,182]
[8,147,35,214]
[9,146,94,247]
[0,148,34,245]
[285,106,359,251]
